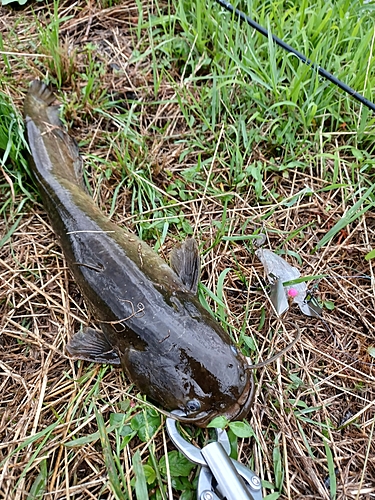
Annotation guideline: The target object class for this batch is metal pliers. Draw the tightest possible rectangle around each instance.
[166,411,263,500]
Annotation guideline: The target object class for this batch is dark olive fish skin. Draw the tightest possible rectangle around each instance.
[23,80,254,426]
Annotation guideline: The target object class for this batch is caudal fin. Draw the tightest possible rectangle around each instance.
[28,80,56,106]
[24,80,61,128]
[24,80,84,187]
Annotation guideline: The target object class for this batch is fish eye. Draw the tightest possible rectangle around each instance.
[186,399,201,413]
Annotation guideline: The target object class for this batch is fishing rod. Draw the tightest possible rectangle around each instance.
[215,0,375,113]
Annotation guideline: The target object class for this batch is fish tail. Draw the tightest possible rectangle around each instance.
[24,80,62,129]
[24,81,84,188]
[28,80,56,106]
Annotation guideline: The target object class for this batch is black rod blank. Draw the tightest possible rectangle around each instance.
[215,0,375,113]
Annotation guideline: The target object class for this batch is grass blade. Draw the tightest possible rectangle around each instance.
[323,438,336,499]
[316,184,375,249]
[132,450,148,500]
[95,407,128,500]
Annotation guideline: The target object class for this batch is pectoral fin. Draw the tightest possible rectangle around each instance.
[66,327,121,365]
[170,238,200,294]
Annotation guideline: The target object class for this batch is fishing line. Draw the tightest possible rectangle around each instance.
[214,0,375,113]
[245,324,302,369]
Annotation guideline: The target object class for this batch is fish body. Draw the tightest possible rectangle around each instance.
[24,81,254,426]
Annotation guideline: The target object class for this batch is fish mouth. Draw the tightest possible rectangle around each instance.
[222,371,256,423]
[172,372,256,427]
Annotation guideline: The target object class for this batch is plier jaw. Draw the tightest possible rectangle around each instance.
[166,410,263,500]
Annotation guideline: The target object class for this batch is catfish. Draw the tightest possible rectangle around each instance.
[23,80,255,426]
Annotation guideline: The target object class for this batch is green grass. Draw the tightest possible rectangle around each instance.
[1,0,375,498]
[0,89,35,249]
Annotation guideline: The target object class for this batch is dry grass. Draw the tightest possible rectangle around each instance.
[1,0,375,499]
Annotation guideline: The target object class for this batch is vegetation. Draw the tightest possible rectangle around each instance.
[1,0,374,498]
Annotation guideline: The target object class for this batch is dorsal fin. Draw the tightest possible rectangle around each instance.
[170,238,201,294]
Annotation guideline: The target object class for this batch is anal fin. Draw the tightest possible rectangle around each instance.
[66,327,121,365]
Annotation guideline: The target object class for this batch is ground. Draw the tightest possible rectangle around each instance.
[1,0,375,499]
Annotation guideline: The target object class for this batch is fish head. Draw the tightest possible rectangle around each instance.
[118,294,255,427]
[170,318,256,427]
[174,357,256,427]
